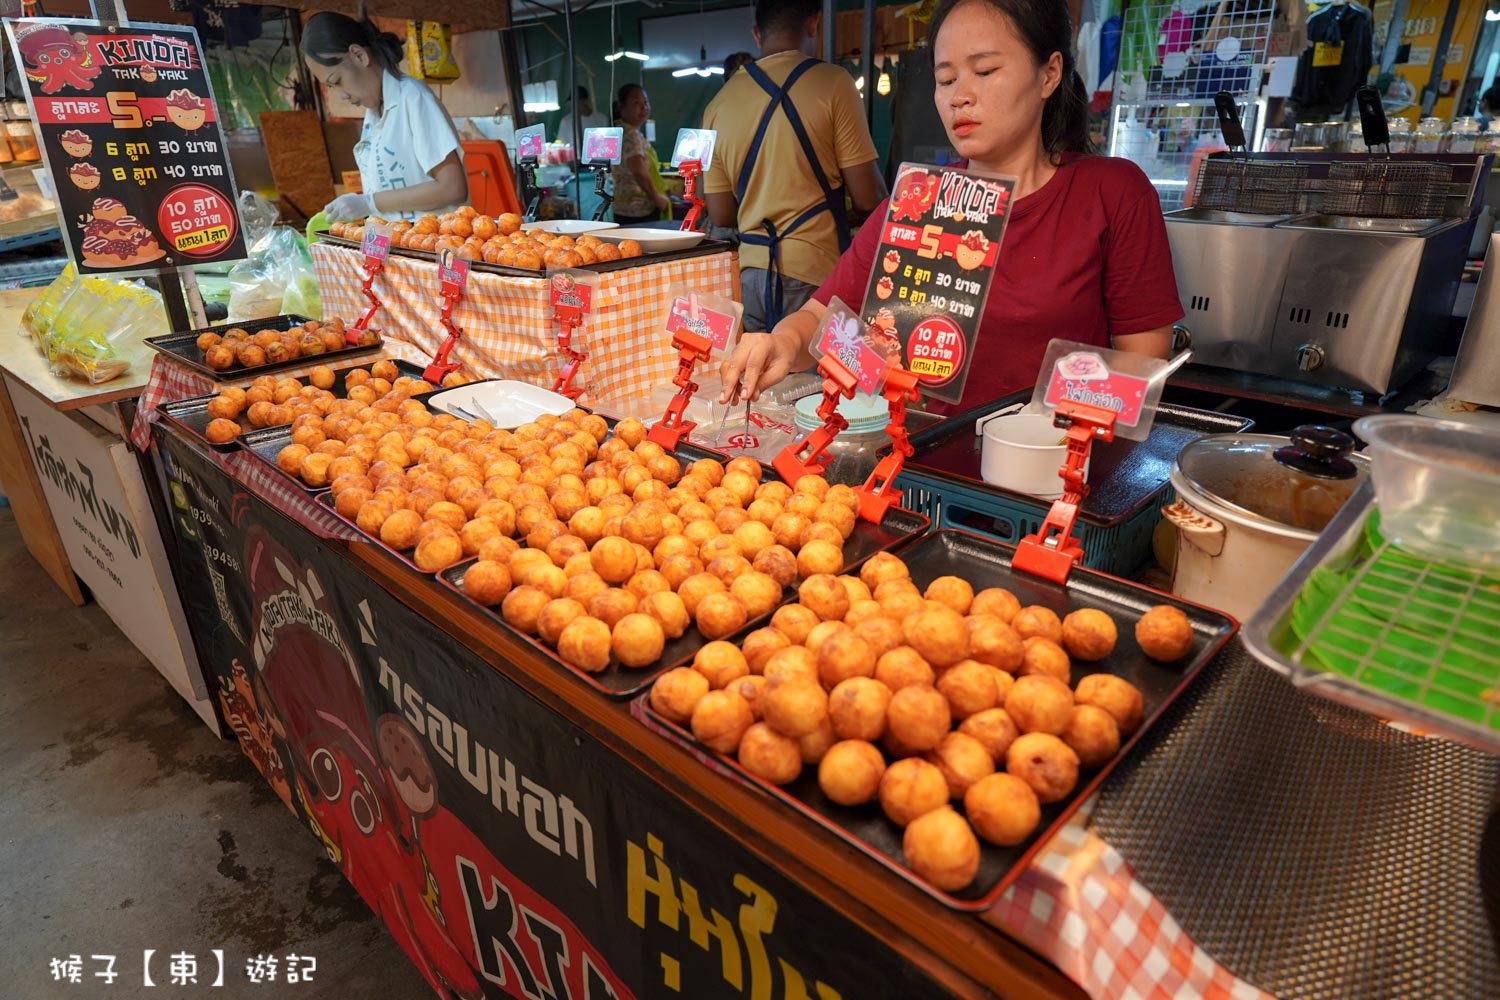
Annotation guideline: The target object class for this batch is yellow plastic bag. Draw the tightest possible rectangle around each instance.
[405,21,460,82]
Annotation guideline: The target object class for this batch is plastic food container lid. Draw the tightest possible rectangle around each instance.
[1176,427,1369,532]
[794,390,889,435]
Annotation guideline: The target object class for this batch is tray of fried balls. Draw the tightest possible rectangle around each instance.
[637,528,1236,910]
[161,359,429,452]
[327,211,721,275]
[145,315,382,380]
[436,424,930,699]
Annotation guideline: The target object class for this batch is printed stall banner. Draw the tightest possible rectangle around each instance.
[153,427,956,1000]
[5,18,245,273]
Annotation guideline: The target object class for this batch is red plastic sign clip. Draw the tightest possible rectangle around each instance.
[855,367,922,524]
[552,313,587,400]
[771,353,859,486]
[423,250,469,384]
[678,159,705,233]
[1011,401,1118,584]
[648,327,713,450]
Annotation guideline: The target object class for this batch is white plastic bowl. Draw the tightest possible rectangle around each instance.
[594,228,705,252]
[1352,414,1500,567]
[520,220,619,234]
[426,380,574,429]
[980,412,1080,498]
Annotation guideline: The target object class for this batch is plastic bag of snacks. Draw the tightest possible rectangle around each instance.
[228,226,322,323]
[20,262,80,348]
[39,276,163,384]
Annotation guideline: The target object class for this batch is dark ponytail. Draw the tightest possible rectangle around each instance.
[929,0,1094,158]
[302,8,403,75]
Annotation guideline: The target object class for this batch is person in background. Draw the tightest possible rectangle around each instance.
[557,85,609,154]
[612,83,671,224]
[703,0,887,332]
[720,0,1178,413]
[723,51,755,78]
[1479,85,1500,129]
[302,10,467,221]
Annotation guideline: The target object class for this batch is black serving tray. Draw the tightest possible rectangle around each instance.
[638,527,1236,911]
[159,359,426,453]
[319,233,732,278]
[440,505,929,701]
[906,391,1254,526]
[144,314,383,380]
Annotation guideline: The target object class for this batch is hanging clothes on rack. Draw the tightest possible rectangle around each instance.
[1293,1,1374,118]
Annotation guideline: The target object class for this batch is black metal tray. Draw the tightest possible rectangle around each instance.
[144,314,383,380]
[905,391,1254,526]
[441,506,930,701]
[638,527,1236,911]
[159,359,427,453]
[319,233,733,277]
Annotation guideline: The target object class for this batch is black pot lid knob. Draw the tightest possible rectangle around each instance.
[1275,425,1358,480]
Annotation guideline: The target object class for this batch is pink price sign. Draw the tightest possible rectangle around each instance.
[815,306,893,394]
[439,248,470,295]
[361,229,390,262]
[1041,350,1151,426]
[550,272,593,313]
[666,296,735,350]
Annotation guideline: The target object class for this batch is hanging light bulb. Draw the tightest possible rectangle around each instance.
[673,45,722,79]
[876,58,892,95]
[855,75,865,90]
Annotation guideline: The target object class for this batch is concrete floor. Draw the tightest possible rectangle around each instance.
[0,508,432,999]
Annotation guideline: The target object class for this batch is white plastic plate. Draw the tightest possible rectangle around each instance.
[426,380,575,428]
[595,228,706,252]
[520,220,620,235]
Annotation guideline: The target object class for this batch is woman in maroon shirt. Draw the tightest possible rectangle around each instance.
[720,0,1182,411]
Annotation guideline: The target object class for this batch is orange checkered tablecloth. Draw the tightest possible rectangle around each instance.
[311,243,738,404]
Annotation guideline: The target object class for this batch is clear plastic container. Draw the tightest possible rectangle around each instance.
[1351,414,1500,568]
[793,391,891,486]
[1486,122,1500,154]
[1450,116,1482,152]
[1348,120,1365,153]
[1413,117,1447,153]
[1386,118,1413,153]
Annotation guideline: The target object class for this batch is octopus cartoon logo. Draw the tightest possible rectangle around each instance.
[15,24,99,95]
[59,129,92,157]
[891,169,939,222]
[165,89,207,131]
[67,162,100,190]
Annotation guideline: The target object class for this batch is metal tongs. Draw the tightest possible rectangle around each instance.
[712,379,751,450]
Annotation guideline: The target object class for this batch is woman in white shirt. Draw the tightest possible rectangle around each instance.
[302,12,468,221]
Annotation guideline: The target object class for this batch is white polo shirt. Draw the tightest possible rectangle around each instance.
[354,71,464,220]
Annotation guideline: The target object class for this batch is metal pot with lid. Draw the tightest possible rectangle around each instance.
[1163,425,1369,619]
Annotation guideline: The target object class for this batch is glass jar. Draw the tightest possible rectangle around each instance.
[1262,127,1294,153]
[1321,120,1351,152]
[1386,118,1413,153]
[1348,119,1365,153]
[793,392,891,487]
[1413,117,1447,153]
[5,121,39,162]
[1450,116,1482,153]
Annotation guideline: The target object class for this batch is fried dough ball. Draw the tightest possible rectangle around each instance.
[708,554,753,587]
[499,585,549,634]
[818,740,886,806]
[875,646,936,692]
[965,773,1041,846]
[740,627,790,674]
[414,531,463,572]
[204,418,239,444]
[761,679,828,738]
[770,604,820,646]
[1005,675,1074,735]
[1074,674,1144,735]
[659,553,706,592]
[959,707,1021,765]
[590,535,637,583]
[651,667,711,725]
[886,684,951,752]
[714,507,750,535]
[737,723,803,785]
[425,500,467,532]
[537,598,587,645]
[925,731,995,799]
[828,677,893,742]
[903,607,969,668]
[379,509,424,549]
[726,675,768,720]
[762,646,819,687]
[334,487,373,519]
[204,345,236,370]
[1062,704,1121,768]
[693,640,750,689]
[844,600,884,631]
[558,616,612,673]
[587,588,639,630]
[922,575,974,614]
[904,806,982,891]
[677,573,726,618]
[205,395,242,421]
[355,498,394,535]
[691,690,756,754]
[696,592,749,640]
[858,552,910,591]
[838,577,874,608]
[1012,605,1064,643]
[565,570,609,605]
[640,590,691,640]
[625,568,672,602]
[854,616,904,660]
[752,545,799,589]
[879,758,948,827]
[621,506,665,550]
[801,522,845,549]
[798,717,837,765]
[1006,732,1079,804]
[1135,605,1194,662]
[967,616,1025,672]
[1020,638,1072,684]
[794,539,842,579]
[1061,608,1118,662]
[460,518,505,558]
[730,520,775,561]
[459,560,511,607]
[614,417,647,448]
[612,612,666,668]
[936,659,1000,719]
[798,574,850,622]
[817,631,877,688]
[771,512,811,551]
[730,570,782,620]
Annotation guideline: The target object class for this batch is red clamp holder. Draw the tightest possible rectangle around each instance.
[422,284,464,385]
[855,367,921,524]
[345,255,385,346]
[772,354,858,486]
[678,159,705,233]
[647,327,713,450]
[551,313,587,400]
[1011,401,1119,584]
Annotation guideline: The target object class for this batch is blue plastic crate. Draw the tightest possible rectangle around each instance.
[894,467,1172,578]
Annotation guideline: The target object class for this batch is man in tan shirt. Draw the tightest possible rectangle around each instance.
[703,0,887,332]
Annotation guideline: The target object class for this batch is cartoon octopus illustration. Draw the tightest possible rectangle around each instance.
[15,23,99,94]
[891,169,939,222]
